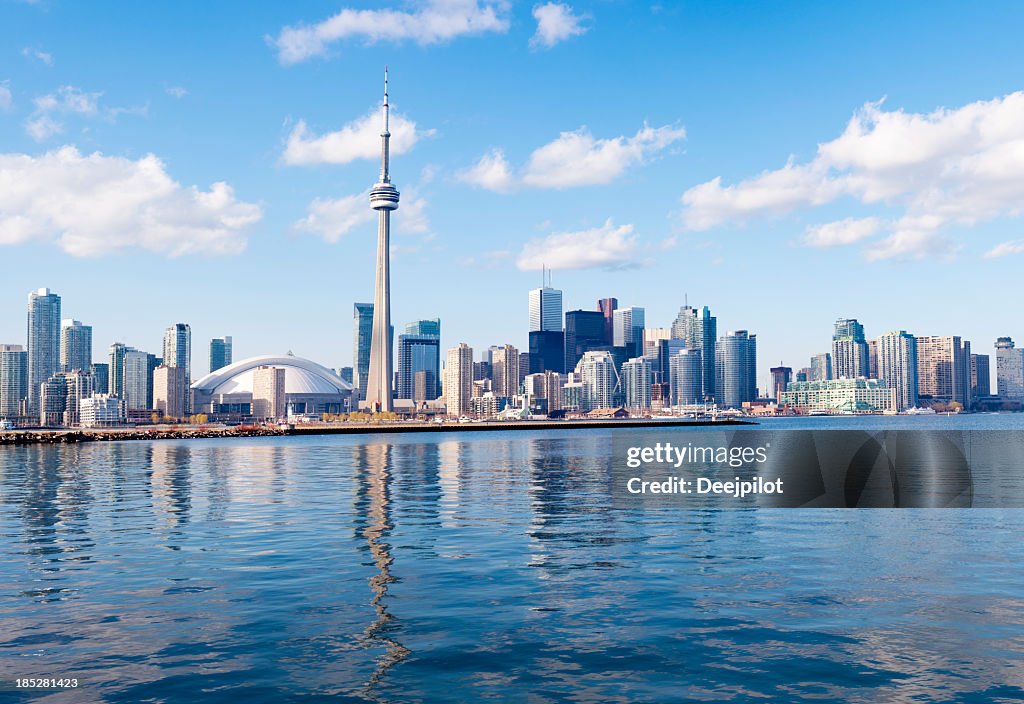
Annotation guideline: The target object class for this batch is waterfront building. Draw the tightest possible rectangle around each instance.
[108,343,128,398]
[0,345,28,419]
[470,392,508,419]
[528,330,565,374]
[252,366,287,420]
[353,302,374,401]
[529,285,563,333]
[832,318,869,379]
[397,320,441,401]
[524,371,563,414]
[562,373,584,413]
[671,305,717,401]
[715,330,757,409]
[810,352,832,381]
[122,349,150,411]
[769,365,792,402]
[916,335,971,407]
[27,288,61,416]
[598,298,618,346]
[192,355,352,417]
[491,345,519,397]
[971,354,991,400]
[621,357,652,411]
[669,348,702,407]
[364,69,400,413]
[91,362,109,396]
[575,350,619,412]
[79,394,124,428]
[564,309,606,373]
[39,374,68,427]
[613,307,645,358]
[62,371,93,427]
[444,343,474,418]
[876,331,918,411]
[210,336,233,373]
[60,319,92,373]
[154,364,188,419]
[164,323,191,412]
[995,337,1024,400]
[780,378,896,414]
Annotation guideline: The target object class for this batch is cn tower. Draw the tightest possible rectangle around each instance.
[364,67,399,413]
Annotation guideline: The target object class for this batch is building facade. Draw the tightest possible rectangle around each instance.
[613,307,645,358]
[575,350,619,412]
[995,337,1024,400]
[0,344,27,419]
[397,320,441,401]
[491,344,519,397]
[444,343,474,418]
[831,318,869,379]
[210,336,233,374]
[716,330,757,409]
[876,331,918,411]
[621,357,652,411]
[780,378,896,414]
[60,319,92,373]
[670,348,703,407]
[916,335,971,408]
[154,364,188,419]
[27,288,61,416]
[252,366,287,420]
[528,286,563,333]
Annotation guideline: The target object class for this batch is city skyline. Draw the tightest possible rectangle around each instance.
[2,2,1024,374]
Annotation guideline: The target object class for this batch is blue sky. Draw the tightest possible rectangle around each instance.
[1,0,1023,387]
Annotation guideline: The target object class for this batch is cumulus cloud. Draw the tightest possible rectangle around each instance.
[461,123,685,191]
[803,217,882,248]
[22,47,53,66]
[530,2,589,49]
[25,85,143,142]
[516,219,639,270]
[272,0,510,64]
[680,92,1024,260]
[0,147,262,257]
[282,107,431,166]
[984,240,1024,259]
[293,189,429,242]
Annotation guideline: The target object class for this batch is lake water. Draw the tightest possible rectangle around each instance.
[2,415,1024,702]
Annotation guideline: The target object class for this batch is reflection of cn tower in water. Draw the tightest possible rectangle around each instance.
[354,442,409,694]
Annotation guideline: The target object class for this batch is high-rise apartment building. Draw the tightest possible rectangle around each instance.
[252,366,286,420]
[122,349,150,411]
[528,286,563,333]
[444,343,474,417]
[769,365,792,402]
[995,337,1024,400]
[916,335,971,407]
[810,352,832,381]
[876,331,918,411]
[60,319,92,373]
[575,350,619,412]
[716,330,757,409]
[353,302,374,402]
[209,336,233,373]
[62,371,93,427]
[621,357,652,410]
[669,348,702,406]
[971,353,991,400]
[397,319,441,401]
[163,323,191,412]
[0,344,28,419]
[832,318,869,379]
[491,345,520,397]
[27,288,61,415]
[154,365,188,419]
[670,305,717,401]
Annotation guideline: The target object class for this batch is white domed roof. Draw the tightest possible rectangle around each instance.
[191,354,352,395]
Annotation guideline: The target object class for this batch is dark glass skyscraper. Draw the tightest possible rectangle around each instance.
[528,330,565,374]
[565,310,606,373]
[598,298,618,346]
[353,303,374,402]
[209,336,233,373]
[397,319,441,401]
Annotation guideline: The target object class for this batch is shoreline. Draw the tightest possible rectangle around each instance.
[0,418,756,445]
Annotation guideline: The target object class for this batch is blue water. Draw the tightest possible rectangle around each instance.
[2,416,1024,702]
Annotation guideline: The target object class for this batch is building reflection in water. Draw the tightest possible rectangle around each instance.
[352,441,410,696]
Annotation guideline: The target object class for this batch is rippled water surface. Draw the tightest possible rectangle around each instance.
[3,422,1024,702]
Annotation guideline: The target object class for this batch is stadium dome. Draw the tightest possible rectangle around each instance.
[191,354,352,395]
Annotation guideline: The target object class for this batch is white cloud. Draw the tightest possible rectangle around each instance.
[456,149,515,192]
[0,147,261,257]
[803,217,882,248]
[680,91,1024,260]
[22,47,53,66]
[25,85,142,142]
[293,189,429,242]
[282,107,431,166]
[272,0,510,64]
[0,82,11,111]
[462,123,685,191]
[165,86,188,99]
[984,240,1024,259]
[530,2,589,49]
[516,218,639,270]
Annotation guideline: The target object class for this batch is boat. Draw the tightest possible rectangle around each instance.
[904,407,937,415]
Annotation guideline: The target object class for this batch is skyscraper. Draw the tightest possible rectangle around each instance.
[598,297,618,346]
[876,331,918,411]
[252,366,286,420]
[613,306,645,357]
[353,302,374,402]
[0,344,28,419]
[916,335,971,408]
[108,343,129,398]
[564,309,606,373]
[621,357,652,410]
[397,319,441,401]
[444,343,474,417]
[671,304,717,401]
[575,350,619,411]
[491,345,519,397]
[669,348,702,407]
[364,68,400,413]
[154,365,188,419]
[971,353,991,400]
[716,330,757,409]
[27,288,61,415]
[60,319,92,373]
[995,337,1024,400]
[122,349,150,411]
[810,352,832,381]
[769,365,792,402]
[210,336,233,373]
[528,284,563,333]
[164,323,191,414]
[528,330,565,374]
[832,318,869,379]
